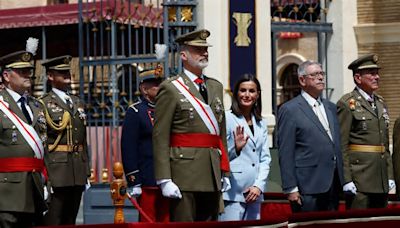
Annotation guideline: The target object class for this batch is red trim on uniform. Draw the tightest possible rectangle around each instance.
[139,187,169,222]
[170,133,230,172]
[175,79,218,134]
[0,157,44,172]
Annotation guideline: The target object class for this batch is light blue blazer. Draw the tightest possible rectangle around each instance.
[223,111,271,203]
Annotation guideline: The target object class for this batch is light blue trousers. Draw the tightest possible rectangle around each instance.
[218,201,261,221]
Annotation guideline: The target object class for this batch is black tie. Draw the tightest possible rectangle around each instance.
[65,97,73,109]
[194,78,208,103]
[19,97,32,125]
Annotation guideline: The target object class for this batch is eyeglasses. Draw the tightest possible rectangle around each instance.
[10,68,34,77]
[305,71,325,78]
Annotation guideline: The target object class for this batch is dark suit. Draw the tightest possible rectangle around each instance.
[337,89,392,208]
[41,90,90,225]
[121,98,169,222]
[152,72,227,221]
[278,93,344,212]
[0,89,48,227]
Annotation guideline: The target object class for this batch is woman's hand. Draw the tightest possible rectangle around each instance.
[243,186,262,203]
[234,125,249,155]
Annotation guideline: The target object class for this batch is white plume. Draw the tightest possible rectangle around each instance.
[26,37,39,56]
[155,43,167,60]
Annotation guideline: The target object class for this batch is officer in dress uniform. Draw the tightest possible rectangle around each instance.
[40,55,90,225]
[0,51,48,227]
[337,53,395,209]
[121,65,169,222]
[152,29,230,222]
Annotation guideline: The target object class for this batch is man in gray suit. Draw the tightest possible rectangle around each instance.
[278,60,344,212]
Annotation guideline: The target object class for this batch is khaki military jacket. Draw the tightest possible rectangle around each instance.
[41,90,90,187]
[153,73,227,192]
[0,89,47,213]
[337,89,393,193]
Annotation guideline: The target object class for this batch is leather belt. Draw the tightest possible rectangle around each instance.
[51,144,84,153]
[348,144,385,153]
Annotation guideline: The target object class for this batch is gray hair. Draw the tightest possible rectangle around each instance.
[297,60,322,77]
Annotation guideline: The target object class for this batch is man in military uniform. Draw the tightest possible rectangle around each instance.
[0,51,48,227]
[337,53,395,209]
[40,55,90,225]
[121,65,169,222]
[152,29,230,222]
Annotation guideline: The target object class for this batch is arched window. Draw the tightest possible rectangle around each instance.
[279,63,301,106]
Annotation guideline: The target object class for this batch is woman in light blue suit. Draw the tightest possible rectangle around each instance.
[219,74,271,221]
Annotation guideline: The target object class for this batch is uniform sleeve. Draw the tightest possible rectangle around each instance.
[121,108,140,186]
[277,104,298,192]
[336,99,353,183]
[152,82,177,180]
[254,119,271,192]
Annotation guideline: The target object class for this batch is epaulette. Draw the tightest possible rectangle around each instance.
[375,93,384,101]
[166,75,179,82]
[38,93,49,99]
[340,92,353,102]
[128,101,141,112]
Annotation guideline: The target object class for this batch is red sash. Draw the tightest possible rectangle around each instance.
[0,157,45,172]
[170,133,230,172]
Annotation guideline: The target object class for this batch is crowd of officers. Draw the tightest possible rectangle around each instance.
[0,52,89,227]
[1,29,400,227]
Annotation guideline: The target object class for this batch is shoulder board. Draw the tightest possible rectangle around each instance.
[340,92,354,102]
[38,93,49,99]
[375,93,384,101]
[128,101,141,112]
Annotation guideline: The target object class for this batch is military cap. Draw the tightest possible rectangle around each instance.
[348,53,380,71]
[41,55,72,71]
[174,29,212,47]
[139,64,164,83]
[0,50,34,69]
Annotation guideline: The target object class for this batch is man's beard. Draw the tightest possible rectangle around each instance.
[187,53,208,69]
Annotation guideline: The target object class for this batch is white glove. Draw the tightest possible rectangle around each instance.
[44,186,53,200]
[160,180,182,199]
[85,178,91,191]
[130,185,142,197]
[221,177,231,192]
[44,186,49,201]
[389,179,396,191]
[343,182,357,195]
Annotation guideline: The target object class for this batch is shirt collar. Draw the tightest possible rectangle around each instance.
[5,88,24,103]
[52,88,70,102]
[184,68,204,83]
[356,86,374,101]
[301,90,321,106]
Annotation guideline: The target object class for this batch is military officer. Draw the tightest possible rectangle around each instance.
[121,65,169,222]
[40,55,90,225]
[337,54,395,209]
[0,51,48,227]
[152,29,230,222]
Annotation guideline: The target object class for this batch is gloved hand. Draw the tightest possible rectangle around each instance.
[389,179,396,191]
[130,185,142,197]
[160,180,182,199]
[44,186,53,201]
[221,177,231,192]
[343,182,357,195]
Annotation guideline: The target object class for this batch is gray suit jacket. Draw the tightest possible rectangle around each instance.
[278,94,344,194]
